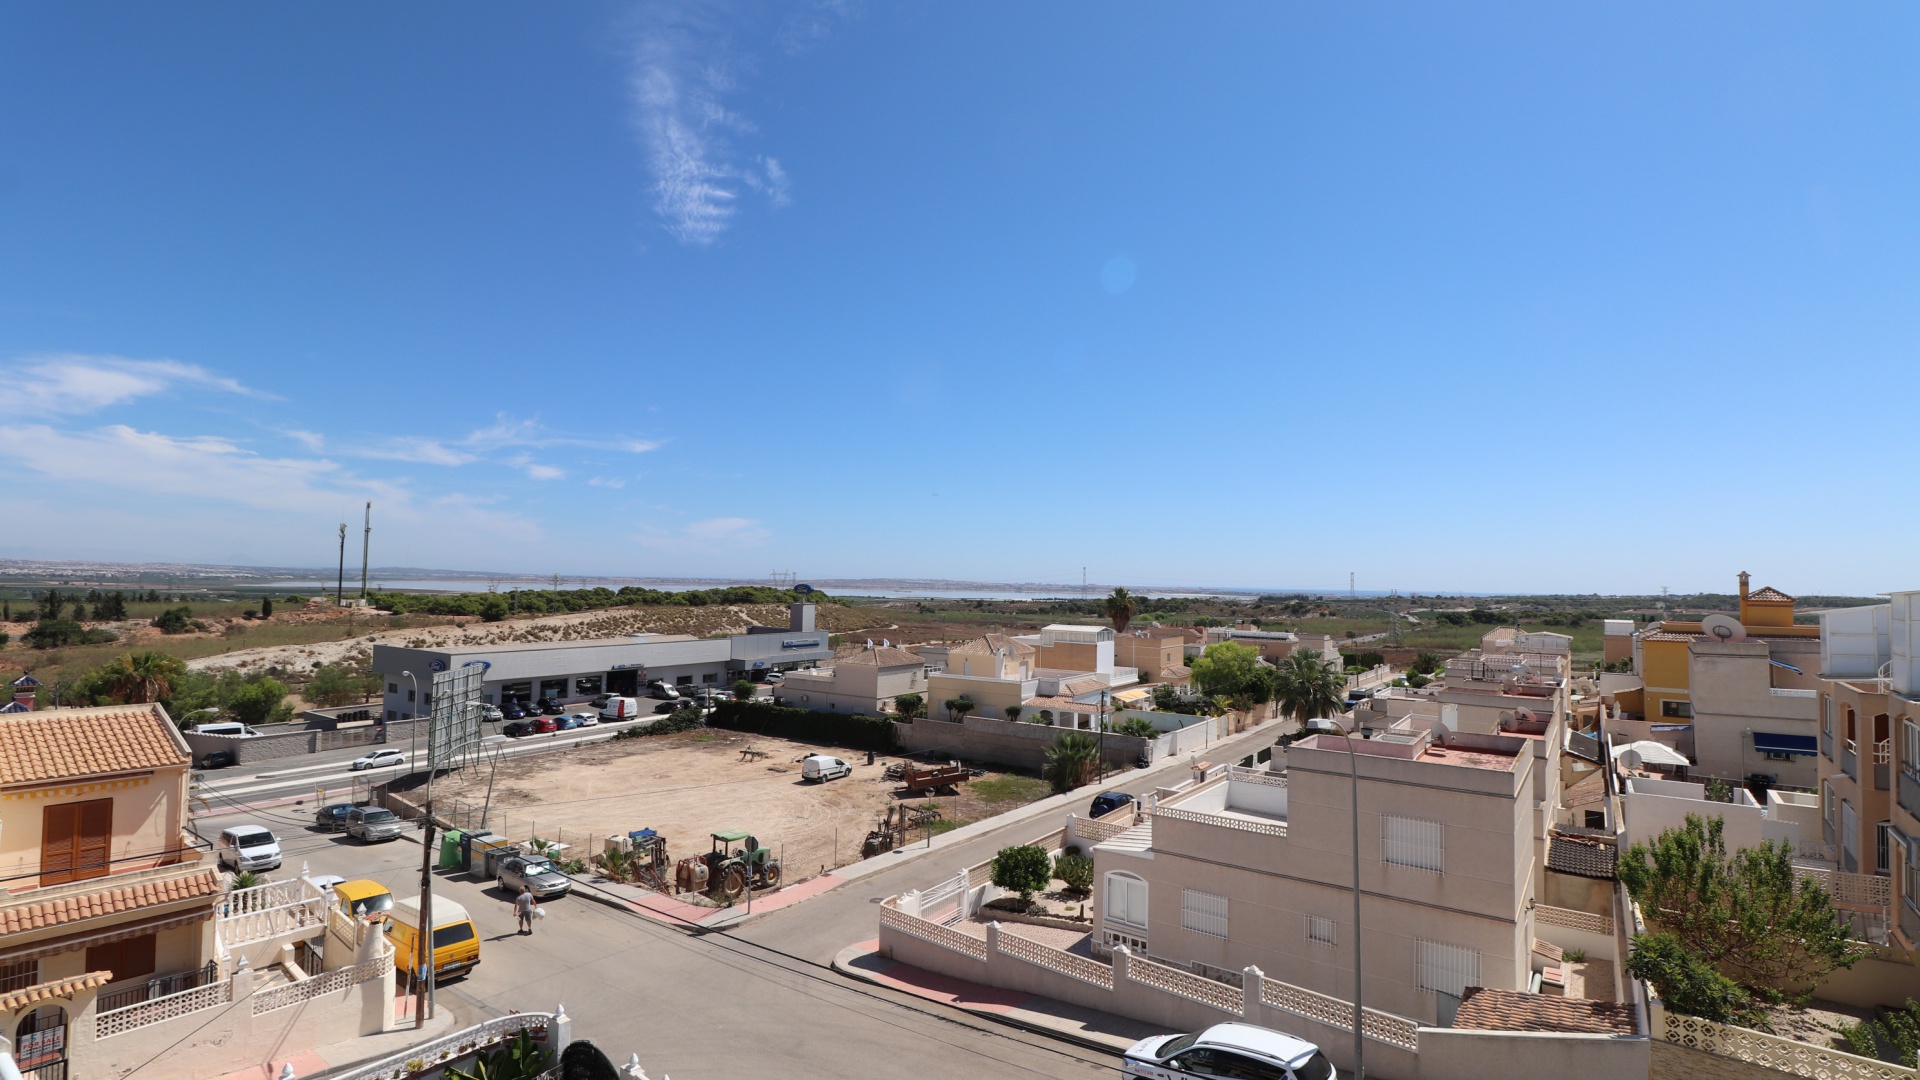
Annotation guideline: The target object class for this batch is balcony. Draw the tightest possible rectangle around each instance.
[0,848,214,928]
[1156,766,1289,837]
[96,961,221,1014]
[1842,740,1858,781]
[1821,729,1833,760]
[1901,768,1920,821]
[1873,740,1891,791]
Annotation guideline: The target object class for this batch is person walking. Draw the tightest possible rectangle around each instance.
[515,884,536,935]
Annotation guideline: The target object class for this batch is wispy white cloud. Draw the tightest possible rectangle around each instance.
[347,437,478,467]
[282,428,327,451]
[628,6,812,245]
[588,476,630,489]
[635,516,770,551]
[776,0,856,54]
[7,354,273,414]
[332,414,660,471]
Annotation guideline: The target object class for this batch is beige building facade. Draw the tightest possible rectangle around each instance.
[773,645,929,715]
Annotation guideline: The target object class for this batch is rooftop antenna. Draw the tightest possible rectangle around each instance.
[359,502,372,598]
[335,523,346,605]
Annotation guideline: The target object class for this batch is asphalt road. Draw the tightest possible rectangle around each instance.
[195,716,1290,1078]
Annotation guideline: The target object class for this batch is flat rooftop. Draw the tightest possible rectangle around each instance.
[383,633,697,654]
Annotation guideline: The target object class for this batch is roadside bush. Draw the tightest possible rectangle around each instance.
[991,844,1052,905]
[227,677,291,727]
[1111,717,1159,739]
[1053,853,1094,895]
[152,606,195,634]
[708,699,897,751]
[305,664,363,708]
[617,708,705,738]
[731,679,757,701]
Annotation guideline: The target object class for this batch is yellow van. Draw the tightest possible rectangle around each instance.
[333,879,394,920]
[387,896,480,981]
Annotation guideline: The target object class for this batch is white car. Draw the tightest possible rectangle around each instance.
[801,755,851,782]
[1122,1023,1333,1080]
[350,749,407,771]
[566,711,600,728]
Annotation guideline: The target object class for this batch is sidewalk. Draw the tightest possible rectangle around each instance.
[833,939,1158,1054]
[207,1007,463,1080]
[568,866,849,931]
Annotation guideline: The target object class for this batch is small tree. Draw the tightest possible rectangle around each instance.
[943,696,974,723]
[227,677,290,727]
[1004,705,1023,723]
[1053,853,1094,895]
[732,679,757,701]
[1113,717,1159,739]
[1043,732,1100,794]
[991,844,1052,906]
[152,606,194,634]
[108,651,186,705]
[893,692,924,718]
[306,664,362,708]
[1624,932,1759,1026]
[1618,813,1865,999]
[260,597,273,618]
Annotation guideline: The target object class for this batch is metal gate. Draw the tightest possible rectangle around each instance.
[919,871,967,927]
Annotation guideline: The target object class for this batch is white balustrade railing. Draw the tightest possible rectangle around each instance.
[879,905,987,960]
[1156,805,1288,837]
[1653,1001,1912,1080]
[1535,903,1614,936]
[330,1012,554,1080]
[96,977,233,1039]
[993,926,1113,989]
[1227,764,1288,787]
[1793,864,1892,908]
[219,878,327,948]
[1125,954,1242,1014]
[252,952,392,1015]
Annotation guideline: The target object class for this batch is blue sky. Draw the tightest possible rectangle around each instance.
[2,4,1917,595]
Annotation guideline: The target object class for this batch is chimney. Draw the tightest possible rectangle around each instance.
[1737,571,1750,602]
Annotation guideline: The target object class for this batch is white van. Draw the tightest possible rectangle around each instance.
[801,755,852,783]
[599,697,642,720]
[647,683,680,701]
[192,722,260,737]
[217,824,283,871]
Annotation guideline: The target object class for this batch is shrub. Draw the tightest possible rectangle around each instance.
[1625,932,1758,1026]
[153,606,195,634]
[707,700,896,751]
[1839,999,1920,1068]
[732,679,757,701]
[991,844,1052,904]
[1112,717,1159,739]
[1004,705,1023,722]
[1053,853,1094,894]
[227,678,291,727]
[893,692,924,718]
[1043,732,1100,794]
[306,664,364,708]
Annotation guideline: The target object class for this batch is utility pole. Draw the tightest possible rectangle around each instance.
[360,503,372,598]
[336,524,347,605]
[415,810,434,1028]
[1350,572,1355,600]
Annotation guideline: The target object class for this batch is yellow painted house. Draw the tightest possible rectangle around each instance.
[1629,571,1818,722]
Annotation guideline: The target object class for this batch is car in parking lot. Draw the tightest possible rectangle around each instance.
[590,693,614,708]
[764,671,785,684]
[566,711,599,727]
[503,721,534,738]
[1122,1023,1332,1080]
[554,714,581,731]
[536,697,566,715]
[501,701,527,720]
[351,749,407,771]
[496,854,572,900]
[480,704,504,723]
[314,803,357,831]
[346,806,406,843]
[802,755,851,782]
[653,701,678,714]
[529,715,559,734]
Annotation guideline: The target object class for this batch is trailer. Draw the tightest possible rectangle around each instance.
[898,761,968,795]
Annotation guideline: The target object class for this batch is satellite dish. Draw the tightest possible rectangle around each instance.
[1619,748,1644,771]
[1701,614,1747,643]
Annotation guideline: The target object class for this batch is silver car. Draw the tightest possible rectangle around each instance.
[346,806,406,843]
[497,854,572,900]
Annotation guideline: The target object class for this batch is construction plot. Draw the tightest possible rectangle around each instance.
[431,730,1051,888]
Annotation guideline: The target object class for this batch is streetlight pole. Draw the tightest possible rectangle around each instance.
[402,671,420,771]
[1310,716,1365,1080]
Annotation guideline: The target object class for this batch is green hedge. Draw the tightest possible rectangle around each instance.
[707,700,897,751]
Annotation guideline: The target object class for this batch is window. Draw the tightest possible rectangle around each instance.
[386,710,396,723]
[703,672,718,683]
[1660,699,1693,719]
[1306,914,1336,947]
[86,933,156,984]
[1842,800,1859,871]
[1382,815,1444,872]
[0,959,37,994]
[1823,782,1836,826]
[1415,939,1480,999]
[406,689,416,702]
[1181,889,1228,937]
[1906,837,1920,914]
[387,682,398,694]
[1105,872,1148,928]
[574,675,603,696]
[1877,822,1893,875]
[676,675,694,686]
[1905,719,1919,776]
[41,798,112,886]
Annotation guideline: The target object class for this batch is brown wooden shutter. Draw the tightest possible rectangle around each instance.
[40,804,78,887]
[76,799,112,881]
[87,933,157,984]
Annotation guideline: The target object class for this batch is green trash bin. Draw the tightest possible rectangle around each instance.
[439,829,465,870]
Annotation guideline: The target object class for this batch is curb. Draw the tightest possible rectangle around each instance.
[829,944,1130,1056]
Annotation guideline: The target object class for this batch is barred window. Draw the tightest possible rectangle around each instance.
[1382,815,1443,872]
[1305,915,1336,947]
[1106,872,1148,928]
[1416,939,1479,998]
[1181,889,1228,937]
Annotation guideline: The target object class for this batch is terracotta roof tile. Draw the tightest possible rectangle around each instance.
[0,971,113,1013]
[1638,631,1698,643]
[1061,676,1106,696]
[0,869,221,935]
[1746,586,1795,603]
[0,704,188,786]
[1452,986,1637,1035]
[1161,664,1192,679]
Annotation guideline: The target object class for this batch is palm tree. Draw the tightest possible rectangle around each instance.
[1043,732,1101,794]
[1104,587,1137,634]
[1273,650,1348,731]
[109,650,185,705]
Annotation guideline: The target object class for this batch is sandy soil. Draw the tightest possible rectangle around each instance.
[184,603,890,674]
[429,729,1046,887]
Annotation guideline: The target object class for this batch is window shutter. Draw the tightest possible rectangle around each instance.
[41,804,78,887]
[77,799,112,881]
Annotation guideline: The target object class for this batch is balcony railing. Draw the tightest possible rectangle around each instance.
[1874,740,1891,791]
[1842,740,1858,781]
[96,961,221,1014]
[1821,730,1834,760]
[1900,768,1920,820]
[216,877,327,949]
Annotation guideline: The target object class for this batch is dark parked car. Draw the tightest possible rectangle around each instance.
[201,750,237,769]
[314,803,356,831]
[1090,791,1136,819]
[503,721,533,738]
[536,697,566,715]
[501,701,527,720]
[653,701,677,714]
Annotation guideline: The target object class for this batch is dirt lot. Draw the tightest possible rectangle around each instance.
[431,729,1051,887]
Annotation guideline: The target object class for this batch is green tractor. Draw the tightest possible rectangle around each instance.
[694,830,781,901]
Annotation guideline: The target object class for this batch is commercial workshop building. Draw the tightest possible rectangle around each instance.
[371,604,831,720]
